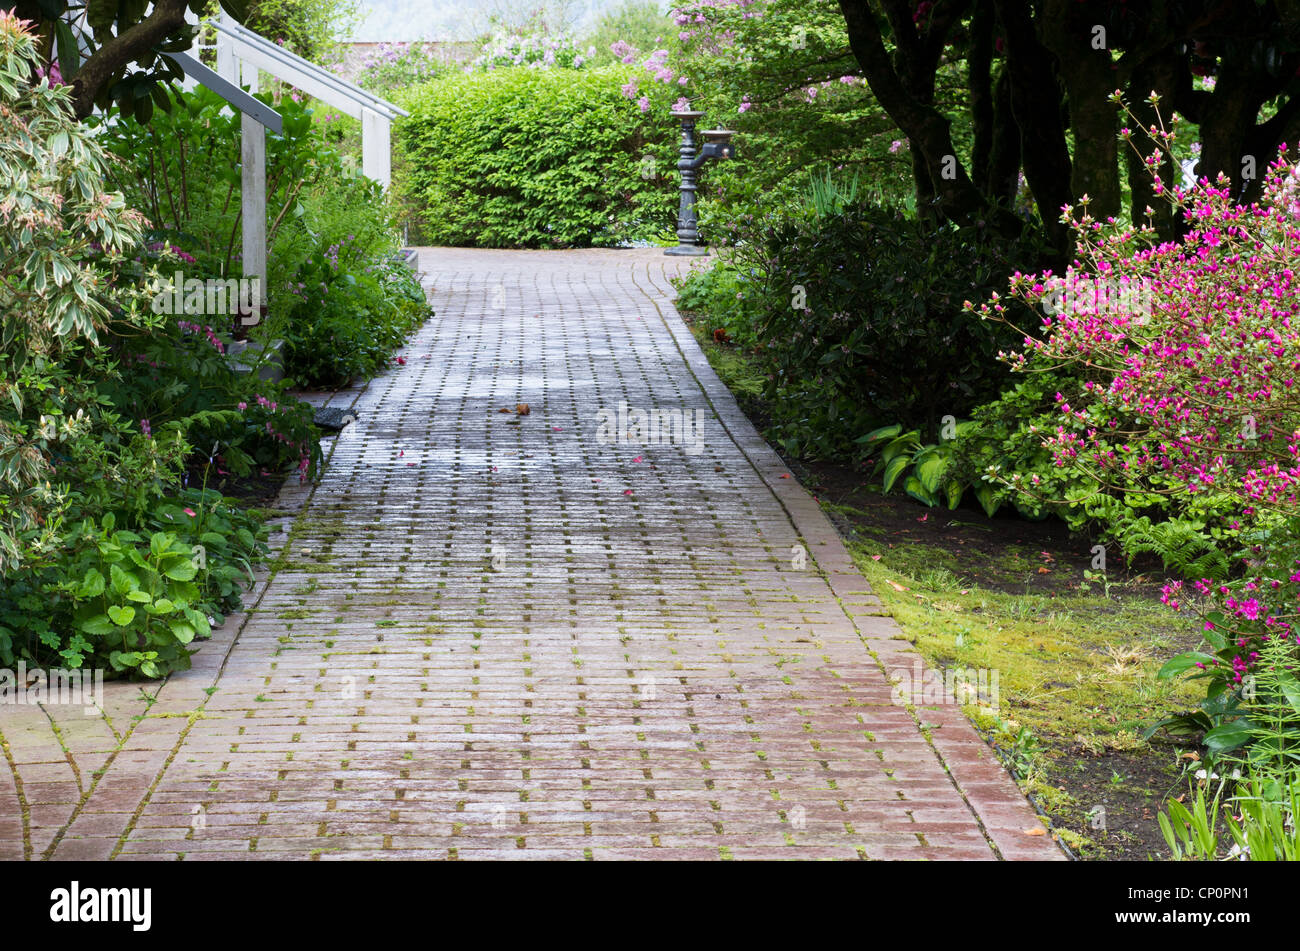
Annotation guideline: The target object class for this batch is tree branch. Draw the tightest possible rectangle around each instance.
[70,0,190,119]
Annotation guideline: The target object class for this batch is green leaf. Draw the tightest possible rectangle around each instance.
[858,423,901,444]
[218,0,249,21]
[916,452,947,494]
[79,614,117,637]
[1203,719,1253,755]
[904,475,937,507]
[1278,671,1300,717]
[164,560,198,582]
[78,568,106,598]
[944,480,964,510]
[168,620,196,644]
[973,484,1001,518]
[882,454,910,493]
[1157,652,1220,680]
[106,605,136,627]
[881,432,918,464]
[108,650,144,671]
[54,20,80,80]
[110,563,137,595]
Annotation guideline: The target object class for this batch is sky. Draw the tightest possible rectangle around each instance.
[347,0,649,42]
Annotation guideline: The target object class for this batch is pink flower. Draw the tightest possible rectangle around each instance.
[184,508,197,518]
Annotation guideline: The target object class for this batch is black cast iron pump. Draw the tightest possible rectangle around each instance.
[665,109,737,256]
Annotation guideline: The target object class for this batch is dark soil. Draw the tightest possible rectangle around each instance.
[786,454,1171,600]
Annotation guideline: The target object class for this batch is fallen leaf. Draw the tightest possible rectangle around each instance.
[498,408,511,414]
[1037,567,1051,574]
[632,455,643,463]
[885,579,908,592]
[871,555,882,561]
[1023,827,1047,836]
[779,473,791,479]
[516,403,530,415]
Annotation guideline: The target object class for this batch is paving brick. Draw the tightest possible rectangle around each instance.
[0,248,1062,861]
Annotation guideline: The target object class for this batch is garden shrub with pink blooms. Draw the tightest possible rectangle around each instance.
[965,97,1300,758]
[0,15,275,678]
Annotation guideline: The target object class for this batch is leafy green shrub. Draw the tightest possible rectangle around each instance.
[0,337,272,675]
[0,491,268,676]
[99,85,427,389]
[398,65,674,248]
[696,201,1041,461]
[672,262,762,347]
[859,422,984,512]
[0,19,286,678]
[0,13,148,572]
[274,245,429,389]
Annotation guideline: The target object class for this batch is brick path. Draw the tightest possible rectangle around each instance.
[1,248,1062,861]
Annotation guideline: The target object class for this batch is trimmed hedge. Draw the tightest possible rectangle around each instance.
[398,66,674,248]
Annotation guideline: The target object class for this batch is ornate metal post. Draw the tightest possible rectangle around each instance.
[667,109,708,256]
[666,110,736,256]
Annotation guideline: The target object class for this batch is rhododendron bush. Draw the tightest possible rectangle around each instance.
[969,97,1300,754]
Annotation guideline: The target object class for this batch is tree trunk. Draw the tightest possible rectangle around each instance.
[838,0,1024,237]
[994,0,1072,257]
[968,0,995,189]
[986,66,1021,206]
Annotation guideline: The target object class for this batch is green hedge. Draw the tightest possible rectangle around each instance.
[398,66,675,248]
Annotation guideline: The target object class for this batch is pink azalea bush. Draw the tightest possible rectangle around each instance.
[967,94,1300,750]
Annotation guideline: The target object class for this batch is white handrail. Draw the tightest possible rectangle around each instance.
[214,15,408,120]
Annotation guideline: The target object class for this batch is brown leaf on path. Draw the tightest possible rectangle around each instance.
[516,403,530,415]
[1023,827,1047,836]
